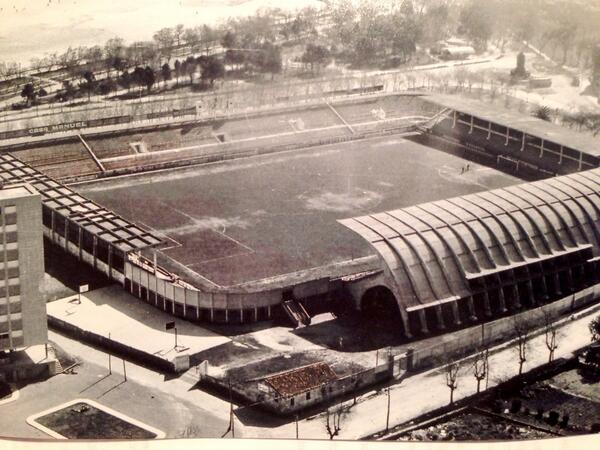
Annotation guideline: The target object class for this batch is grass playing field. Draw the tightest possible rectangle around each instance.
[76,135,520,286]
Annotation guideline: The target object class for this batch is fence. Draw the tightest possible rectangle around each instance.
[48,315,175,373]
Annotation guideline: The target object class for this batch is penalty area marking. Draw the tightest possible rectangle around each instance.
[26,398,166,440]
[157,201,255,254]
[137,221,183,251]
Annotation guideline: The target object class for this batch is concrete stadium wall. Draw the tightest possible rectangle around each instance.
[123,258,340,325]
[125,261,280,324]
[407,284,600,371]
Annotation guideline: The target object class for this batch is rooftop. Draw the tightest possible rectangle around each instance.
[264,362,338,397]
[426,93,600,158]
[0,182,38,201]
[0,153,162,254]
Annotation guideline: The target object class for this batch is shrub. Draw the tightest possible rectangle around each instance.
[510,399,522,413]
[547,410,560,425]
[492,399,503,413]
[536,407,544,420]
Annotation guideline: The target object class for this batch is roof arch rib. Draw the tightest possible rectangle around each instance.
[445,198,512,266]
[414,203,481,275]
[552,178,600,250]
[527,182,590,246]
[482,190,541,259]
[493,189,554,255]
[519,184,578,248]
[387,209,465,296]
[352,216,423,305]
[459,195,525,263]
[504,188,568,252]
[369,214,442,302]
[576,170,600,188]
[430,201,498,271]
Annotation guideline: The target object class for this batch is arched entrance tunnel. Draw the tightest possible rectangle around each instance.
[360,286,405,335]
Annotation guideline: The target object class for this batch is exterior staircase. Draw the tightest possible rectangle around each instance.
[282,299,311,328]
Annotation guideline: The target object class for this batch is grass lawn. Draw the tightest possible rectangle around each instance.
[549,368,600,402]
[35,401,157,439]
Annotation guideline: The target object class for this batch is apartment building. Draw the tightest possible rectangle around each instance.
[0,182,46,352]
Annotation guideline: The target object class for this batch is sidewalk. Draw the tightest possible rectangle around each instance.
[240,304,600,440]
[44,297,600,441]
[47,285,230,366]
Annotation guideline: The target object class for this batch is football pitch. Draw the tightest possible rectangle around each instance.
[77,134,520,286]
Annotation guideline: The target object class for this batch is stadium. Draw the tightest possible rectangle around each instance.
[1,80,599,341]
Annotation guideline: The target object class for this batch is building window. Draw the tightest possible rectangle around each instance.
[306,392,311,400]
[290,397,295,406]
[10,329,23,338]
[4,213,17,226]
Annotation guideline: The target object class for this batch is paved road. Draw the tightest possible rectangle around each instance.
[0,329,232,440]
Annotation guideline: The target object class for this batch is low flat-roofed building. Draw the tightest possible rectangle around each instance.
[0,182,46,352]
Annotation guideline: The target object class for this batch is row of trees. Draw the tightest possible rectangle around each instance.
[532,105,600,136]
[444,308,561,407]
[18,54,227,107]
[321,304,565,440]
[1,5,321,83]
[326,0,425,66]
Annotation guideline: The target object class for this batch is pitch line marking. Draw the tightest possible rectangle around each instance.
[138,220,183,249]
[155,200,255,254]
[210,226,254,254]
[186,249,254,266]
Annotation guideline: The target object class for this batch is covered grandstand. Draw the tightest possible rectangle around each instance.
[340,169,600,338]
[0,153,162,282]
[418,94,600,178]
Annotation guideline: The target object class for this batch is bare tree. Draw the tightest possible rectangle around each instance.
[513,317,529,375]
[472,349,489,393]
[178,425,202,438]
[325,404,344,440]
[445,361,460,404]
[541,307,559,363]
[351,375,360,405]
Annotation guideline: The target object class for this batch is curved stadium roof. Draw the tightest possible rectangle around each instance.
[340,168,600,312]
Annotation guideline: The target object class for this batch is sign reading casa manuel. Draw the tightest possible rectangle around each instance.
[28,121,88,135]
